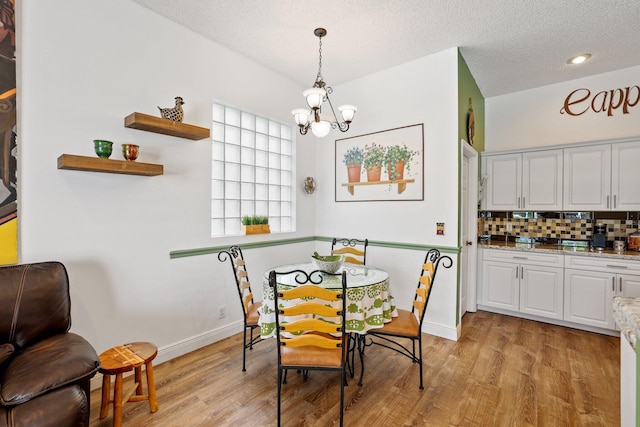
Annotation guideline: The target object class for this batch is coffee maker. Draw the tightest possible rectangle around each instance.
[592,223,607,249]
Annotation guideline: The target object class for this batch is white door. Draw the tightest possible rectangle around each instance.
[521,149,563,210]
[611,141,640,210]
[519,265,564,320]
[461,141,478,319]
[482,261,519,311]
[460,155,469,318]
[619,274,640,298]
[563,144,611,210]
[564,269,615,329]
[484,153,522,210]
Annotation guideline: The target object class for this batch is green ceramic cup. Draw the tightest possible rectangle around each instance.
[93,140,113,158]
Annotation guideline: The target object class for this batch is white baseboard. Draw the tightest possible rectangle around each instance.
[421,320,459,342]
[90,320,244,391]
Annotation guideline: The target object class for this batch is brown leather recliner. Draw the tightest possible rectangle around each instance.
[0,262,100,426]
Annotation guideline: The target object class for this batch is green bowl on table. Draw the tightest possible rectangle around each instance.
[311,252,345,274]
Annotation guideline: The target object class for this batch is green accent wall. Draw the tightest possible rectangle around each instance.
[458,49,485,153]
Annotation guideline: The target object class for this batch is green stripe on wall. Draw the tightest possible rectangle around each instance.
[170,236,460,259]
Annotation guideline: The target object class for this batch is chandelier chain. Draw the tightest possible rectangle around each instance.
[316,37,323,83]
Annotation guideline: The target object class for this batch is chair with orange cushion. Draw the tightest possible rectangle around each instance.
[366,248,452,389]
[270,268,348,427]
[331,237,368,265]
[218,245,264,371]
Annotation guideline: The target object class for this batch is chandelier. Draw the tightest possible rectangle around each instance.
[291,28,357,138]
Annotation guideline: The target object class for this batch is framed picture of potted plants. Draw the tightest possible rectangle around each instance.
[335,123,424,202]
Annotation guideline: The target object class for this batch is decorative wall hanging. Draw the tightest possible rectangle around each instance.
[0,0,17,265]
[467,97,475,145]
[335,124,424,202]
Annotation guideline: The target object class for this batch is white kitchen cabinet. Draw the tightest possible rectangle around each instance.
[564,269,615,329]
[564,255,640,329]
[482,149,562,211]
[563,140,640,211]
[563,144,611,210]
[612,141,640,210]
[481,249,563,318]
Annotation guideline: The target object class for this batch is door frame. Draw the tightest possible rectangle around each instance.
[461,140,478,315]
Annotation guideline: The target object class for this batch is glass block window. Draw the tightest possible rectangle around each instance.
[211,102,295,237]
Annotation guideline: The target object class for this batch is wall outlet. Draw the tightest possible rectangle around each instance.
[218,305,226,319]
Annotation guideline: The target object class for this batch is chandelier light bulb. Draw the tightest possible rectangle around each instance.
[293,28,356,137]
[338,105,357,123]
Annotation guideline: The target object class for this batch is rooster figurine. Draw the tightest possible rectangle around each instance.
[158,96,184,122]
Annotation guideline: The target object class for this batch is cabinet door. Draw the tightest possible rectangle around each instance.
[484,154,522,210]
[619,273,640,298]
[563,144,611,210]
[482,261,519,310]
[520,265,563,320]
[521,150,563,210]
[611,141,640,211]
[563,269,615,329]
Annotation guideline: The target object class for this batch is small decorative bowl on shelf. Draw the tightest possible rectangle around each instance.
[122,144,139,161]
[311,252,345,274]
[93,140,113,158]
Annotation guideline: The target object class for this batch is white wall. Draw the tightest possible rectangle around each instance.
[17,0,462,374]
[18,0,316,361]
[486,66,640,151]
[311,49,462,340]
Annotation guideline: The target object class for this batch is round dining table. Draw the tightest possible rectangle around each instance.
[259,262,397,338]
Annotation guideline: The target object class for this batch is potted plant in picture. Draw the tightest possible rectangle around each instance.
[342,146,364,183]
[362,143,385,182]
[241,215,270,235]
[383,143,419,182]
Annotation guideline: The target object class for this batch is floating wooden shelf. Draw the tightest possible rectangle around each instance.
[124,112,210,140]
[341,179,416,195]
[57,154,163,176]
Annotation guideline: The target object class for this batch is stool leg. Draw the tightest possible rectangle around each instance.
[135,366,143,395]
[113,373,124,427]
[145,361,158,413]
[99,374,111,419]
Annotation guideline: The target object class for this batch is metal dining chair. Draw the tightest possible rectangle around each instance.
[270,268,348,427]
[218,245,264,371]
[331,237,369,265]
[366,248,452,389]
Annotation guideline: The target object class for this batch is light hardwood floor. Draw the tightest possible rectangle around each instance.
[89,311,620,426]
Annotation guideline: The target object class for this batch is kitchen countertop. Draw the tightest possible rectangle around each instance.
[478,240,640,260]
[613,297,639,350]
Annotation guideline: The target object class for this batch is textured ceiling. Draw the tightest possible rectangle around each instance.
[129,0,640,98]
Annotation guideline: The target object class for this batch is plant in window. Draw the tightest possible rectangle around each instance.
[241,215,270,234]
[342,146,364,183]
[362,143,385,182]
[383,143,419,181]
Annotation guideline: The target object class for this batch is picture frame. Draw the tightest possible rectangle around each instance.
[335,123,424,202]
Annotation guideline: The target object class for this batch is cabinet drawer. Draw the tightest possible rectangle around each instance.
[483,248,563,267]
[564,255,640,274]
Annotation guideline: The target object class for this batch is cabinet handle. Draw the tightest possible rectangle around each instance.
[523,196,525,208]
[521,266,524,278]
[606,264,628,269]
[517,197,520,209]
[612,276,615,291]
[606,195,610,208]
[614,195,617,208]
[619,276,622,293]
[513,256,528,260]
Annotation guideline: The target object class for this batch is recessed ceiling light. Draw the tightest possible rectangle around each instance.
[567,54,592,65]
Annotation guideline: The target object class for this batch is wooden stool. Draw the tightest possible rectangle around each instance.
[99,342,159,427]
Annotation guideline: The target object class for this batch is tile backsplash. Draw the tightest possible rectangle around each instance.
[478,217,639,241]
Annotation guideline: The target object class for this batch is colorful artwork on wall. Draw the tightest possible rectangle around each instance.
[0,0,17,265]
[335,124,424,202]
